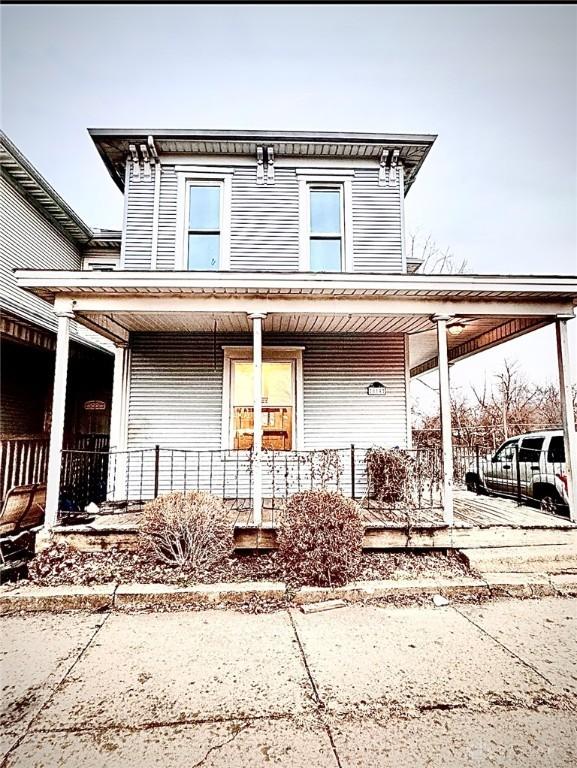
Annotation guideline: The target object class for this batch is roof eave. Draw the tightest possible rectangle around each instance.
[0,130,93,243]
[88,128,438,193]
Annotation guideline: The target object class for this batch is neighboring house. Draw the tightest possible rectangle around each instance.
[0,131,119,497]
[14,129,577,525]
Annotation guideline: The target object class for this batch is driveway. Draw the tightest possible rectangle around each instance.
[1,597,576,767]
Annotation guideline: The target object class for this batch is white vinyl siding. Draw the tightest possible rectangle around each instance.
[157,166,178,270]
[353,169,402,271]
[127,332,408,451]
[230,167,299,270]
[122,163,156,270]
[122,163,404,272]
[0,174,81,332]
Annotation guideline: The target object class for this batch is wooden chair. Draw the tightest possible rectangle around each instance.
[0,484,46,536]
[0,484,46,583]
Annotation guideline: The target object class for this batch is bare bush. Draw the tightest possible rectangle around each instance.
[365,447,416,506]
[278,490,363,587]
[140,491,233,570]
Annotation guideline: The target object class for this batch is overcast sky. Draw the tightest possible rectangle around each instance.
[2,4,576,409]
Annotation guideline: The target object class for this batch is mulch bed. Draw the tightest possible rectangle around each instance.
[22,543,472,588]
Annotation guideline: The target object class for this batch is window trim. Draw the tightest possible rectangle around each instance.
[299,174,353,272]
[175,171,232,270]
[221,346,305,451]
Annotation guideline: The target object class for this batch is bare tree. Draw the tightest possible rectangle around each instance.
[408,233,468,274]
[413,359,577,450]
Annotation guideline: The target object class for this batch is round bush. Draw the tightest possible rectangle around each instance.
[140,491,233,570]
[278,490,363,587]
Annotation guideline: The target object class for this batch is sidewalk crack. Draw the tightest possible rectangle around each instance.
[190,722,250,768]
[1,611,112,767]
[451,605,553,686]
[287,609,343,768]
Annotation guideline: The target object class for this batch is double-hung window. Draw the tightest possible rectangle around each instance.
[309,186,343,271]
[298,171,353,272]
[176,170,231,270]
[187,182,222,270]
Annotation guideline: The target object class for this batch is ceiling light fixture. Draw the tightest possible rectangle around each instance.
[447,322,466,336]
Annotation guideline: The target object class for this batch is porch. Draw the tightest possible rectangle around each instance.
[50,489,577,552]
[13,270,577,533]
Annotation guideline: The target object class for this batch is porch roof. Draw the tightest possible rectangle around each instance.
[14,269,577,304]
[15,270,577,376]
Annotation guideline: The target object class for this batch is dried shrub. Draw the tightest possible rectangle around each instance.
[278,490,363,587]
[140,491,233,570]
[365,447,416,506]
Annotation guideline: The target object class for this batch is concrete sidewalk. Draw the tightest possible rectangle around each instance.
[1,598,576,767]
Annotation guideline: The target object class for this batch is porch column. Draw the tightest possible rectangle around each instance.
[556,316,577,522]
[44,311,74,529]
[109,342,130,501]
[249,312,267,525]
[432,314,454,526]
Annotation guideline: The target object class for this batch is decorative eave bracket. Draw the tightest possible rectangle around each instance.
[378,148,402,187]
[256,146,275,185]
[127,136,159,183]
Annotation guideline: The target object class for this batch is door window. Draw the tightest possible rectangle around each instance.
[518,437,544,463]
[547,436,565,463]
[492,440,517,463]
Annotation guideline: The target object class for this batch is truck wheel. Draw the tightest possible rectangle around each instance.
[536,488,562,514]
[466,474,484,494]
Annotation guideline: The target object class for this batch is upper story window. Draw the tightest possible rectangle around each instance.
[176,169,232,270]
[298,170,353,273]
[187,183,221,270]
[309,187,343,271]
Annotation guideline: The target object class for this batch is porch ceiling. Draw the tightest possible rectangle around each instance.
[74,309,550,377]
[80,310,434,336]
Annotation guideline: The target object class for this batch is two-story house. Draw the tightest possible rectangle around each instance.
[15,129,577,528]
[0,131,120,500]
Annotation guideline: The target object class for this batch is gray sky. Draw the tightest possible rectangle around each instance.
[2,4,576,409]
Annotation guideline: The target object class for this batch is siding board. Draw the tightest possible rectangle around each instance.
[0,175,80,332]
[352,169,402,271]
[127,332,408,451]
[123,164,155,269]
[128,162,403,272]
[125,332,408,498]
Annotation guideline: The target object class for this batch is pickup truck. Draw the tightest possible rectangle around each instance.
[465,430,569,514]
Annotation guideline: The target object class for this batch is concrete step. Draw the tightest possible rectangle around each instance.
[461,544,577,574]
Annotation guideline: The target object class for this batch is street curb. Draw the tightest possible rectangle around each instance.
[0,583,116,615]
[0,573,575,613]
[292,576,490,604]
[114,581,287,610]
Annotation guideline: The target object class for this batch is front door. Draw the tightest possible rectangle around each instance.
[231,360,295,451]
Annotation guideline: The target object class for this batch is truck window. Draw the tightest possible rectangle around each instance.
[518,437,544,462]
[547,435,565,463]
[493,440,518,462]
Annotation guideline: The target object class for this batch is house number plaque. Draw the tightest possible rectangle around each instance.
[367,382,386,396]
[84,400,107,411]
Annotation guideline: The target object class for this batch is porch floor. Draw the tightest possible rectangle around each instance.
[52,490,577,552]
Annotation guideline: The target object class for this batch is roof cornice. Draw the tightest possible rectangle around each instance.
[88,128,437,193]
